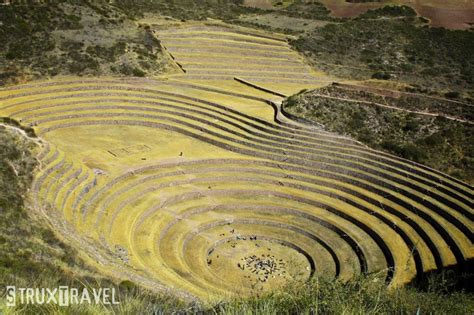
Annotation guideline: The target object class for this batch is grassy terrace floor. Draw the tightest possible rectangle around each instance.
[0,22,472,303]
[154,22,332,95]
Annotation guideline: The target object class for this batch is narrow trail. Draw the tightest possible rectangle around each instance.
[311,94,473,124]
[336,83,474,107]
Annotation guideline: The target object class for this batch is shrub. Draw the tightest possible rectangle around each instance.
[372,72,391,80]
[132,67,146,77]
[445,91,460,99]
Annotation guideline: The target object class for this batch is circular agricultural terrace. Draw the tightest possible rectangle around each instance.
[0,23,472,300]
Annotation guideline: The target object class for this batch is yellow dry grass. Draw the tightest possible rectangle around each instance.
[0,22,472,302]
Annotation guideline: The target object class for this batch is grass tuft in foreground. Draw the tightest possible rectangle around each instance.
[215,273,473,315]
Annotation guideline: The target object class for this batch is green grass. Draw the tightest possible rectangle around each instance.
[216,274,474,314]
[4,270,473,314]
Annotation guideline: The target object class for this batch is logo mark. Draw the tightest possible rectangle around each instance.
[6,286,16,307]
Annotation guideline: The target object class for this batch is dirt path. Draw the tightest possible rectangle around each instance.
[312,94,473,124]
[336,83,474,107]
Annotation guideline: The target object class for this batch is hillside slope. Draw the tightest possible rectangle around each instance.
[283,84,474,183]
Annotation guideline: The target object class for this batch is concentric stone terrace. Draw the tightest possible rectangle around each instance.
[155,22,331,94]
[0,24,472,301]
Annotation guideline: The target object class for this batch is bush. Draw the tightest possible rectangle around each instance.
[372,72,391,80]
[445,91,460,99]
[132,67,146,77]
[360,5,417,19]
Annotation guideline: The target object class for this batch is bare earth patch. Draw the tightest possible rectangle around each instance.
[319,0,474,30]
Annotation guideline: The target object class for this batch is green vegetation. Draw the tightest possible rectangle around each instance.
[4,1,472,100]
[0,2,172,86]
[112,0,255,21]
[236,0,335,34]
[283,85,474,183]
[2,2,473,313]
[2,78,473,313]
[291,5,474,100]
[0,127,47,283]
[0,0,274,86]
[216,274,474,314]
[276,0,334,20]
[0,117,36,138]
[0,127,189,314]
[1,1,472,95]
